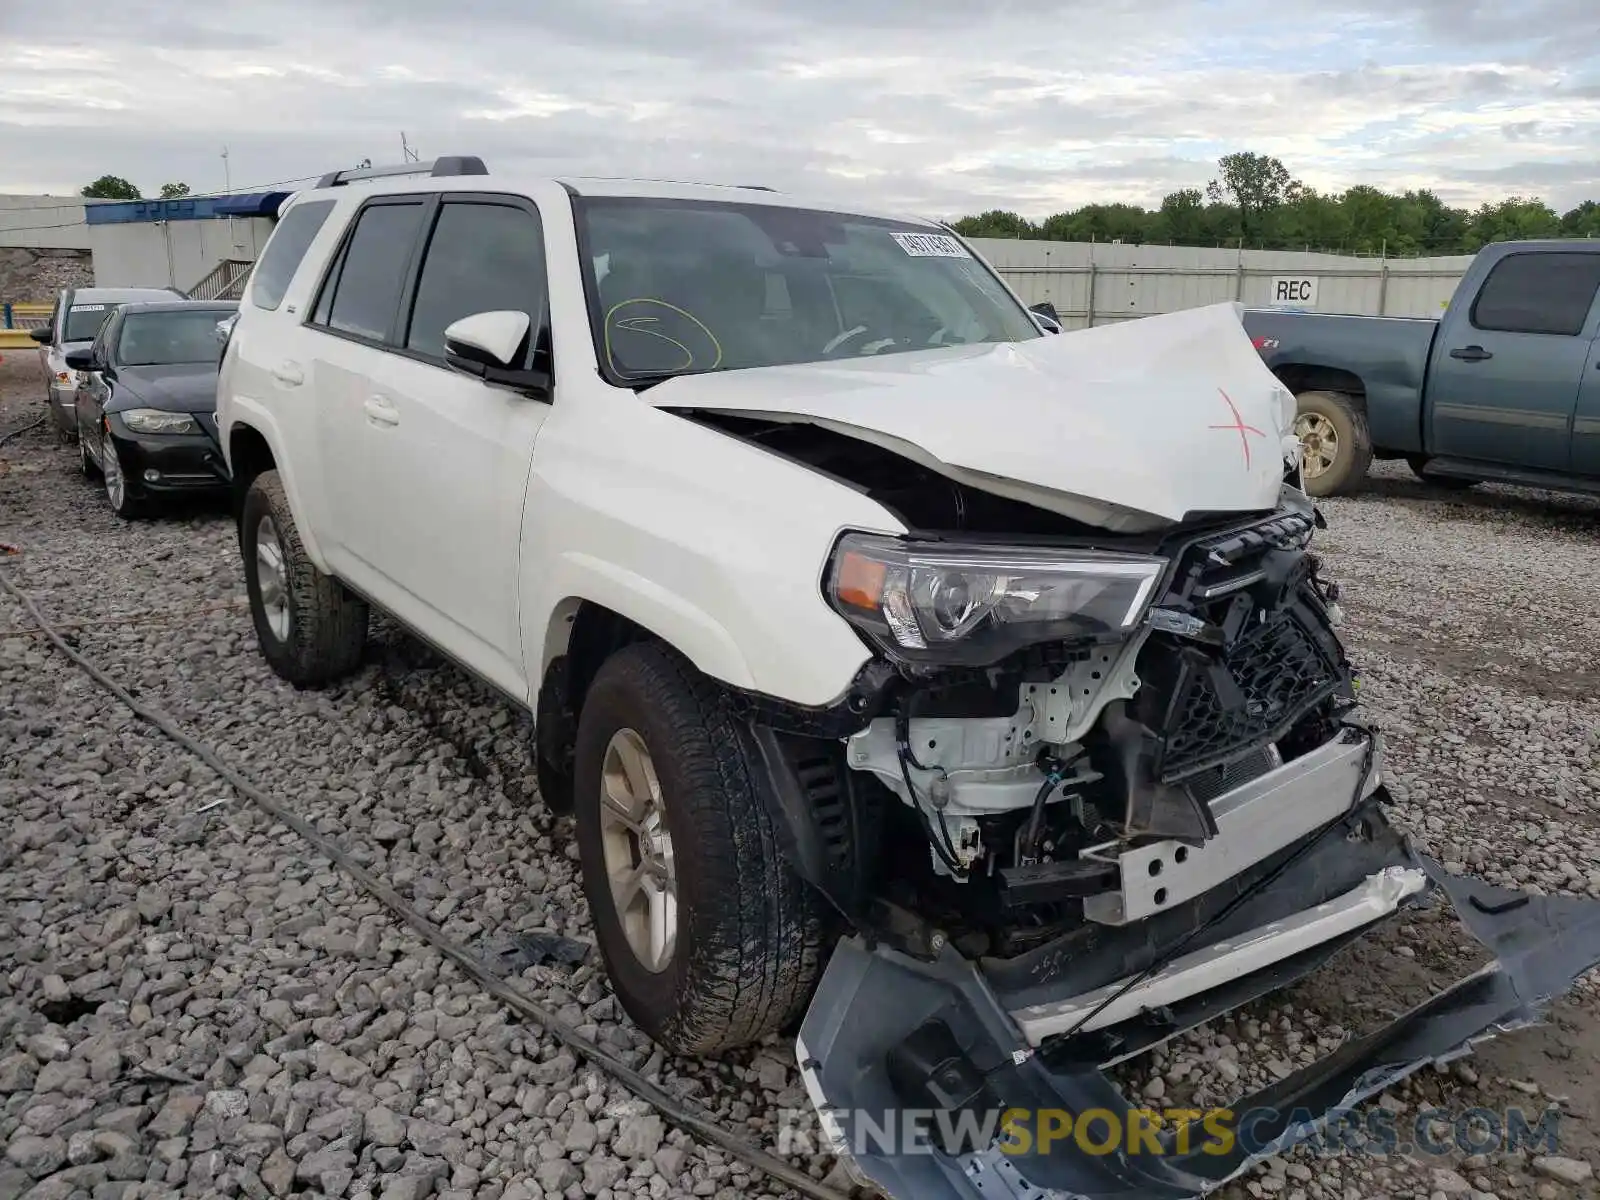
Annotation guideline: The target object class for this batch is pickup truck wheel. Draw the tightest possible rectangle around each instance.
[1293,390,1372,497]
[241,470,369,686]
[573,641,826,1056]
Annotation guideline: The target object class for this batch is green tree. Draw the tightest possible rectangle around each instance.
[1560,201,1600,238]
[1206,152,1298,242]
[1151,189,1207,244]
[159,182,192,199]
[81,175,140,200]
[950,209,1038,239]
[949,152,1595,256]
[1465,197,1562,249]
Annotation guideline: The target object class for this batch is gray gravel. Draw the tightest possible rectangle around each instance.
[4,355,1599,1200]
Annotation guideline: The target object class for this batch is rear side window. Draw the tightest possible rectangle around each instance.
[250,199,336,311]
[315,201,427,341]
[1471,252,1600,337]
[403,201,549,362]
[64,303,113,342]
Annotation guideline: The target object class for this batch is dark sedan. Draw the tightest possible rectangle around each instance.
[68,301,237,518]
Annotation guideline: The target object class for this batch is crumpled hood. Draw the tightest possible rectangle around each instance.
[644,302,1298,532]
[108,363,220,415]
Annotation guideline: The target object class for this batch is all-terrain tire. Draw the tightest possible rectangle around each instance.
[1295,390,1373,498]
[241,469,368,686]
[573,641,828,1057]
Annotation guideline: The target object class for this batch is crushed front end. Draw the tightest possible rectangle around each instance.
[736,484,1600,1200]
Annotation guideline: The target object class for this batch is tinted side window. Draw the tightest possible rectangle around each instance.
[250,199,336,311]
[319,202,426,341]
[1471,252,1600,337]
[404,202,548,362]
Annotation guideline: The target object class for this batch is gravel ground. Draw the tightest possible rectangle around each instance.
[3,351,1598,1200]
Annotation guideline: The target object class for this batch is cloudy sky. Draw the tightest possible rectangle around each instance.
[2,0,1597,219]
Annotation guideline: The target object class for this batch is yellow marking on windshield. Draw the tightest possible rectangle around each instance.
[603,298,724,376]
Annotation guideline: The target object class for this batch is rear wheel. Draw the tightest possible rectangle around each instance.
[1293,390,1372,498]
[241,469,368,686]
[573,641,827,1056]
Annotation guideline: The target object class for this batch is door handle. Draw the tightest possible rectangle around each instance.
[272,362,304,386]
[363,396,400,427]
[1450,345,1492,362]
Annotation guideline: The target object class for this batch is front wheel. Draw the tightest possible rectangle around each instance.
[101,438,145,519]
[240,469,368,686]
[1293,390,1373,498]
[79,431,100,479]
[573,642,827,1056]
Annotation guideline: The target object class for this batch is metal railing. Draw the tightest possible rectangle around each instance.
[0,302,50,349]
[187,259,255,302]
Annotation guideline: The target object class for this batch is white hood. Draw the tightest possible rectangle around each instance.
[644,302,1299,532]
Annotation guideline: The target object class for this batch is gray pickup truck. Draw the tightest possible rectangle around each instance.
[1243,239,1600,496]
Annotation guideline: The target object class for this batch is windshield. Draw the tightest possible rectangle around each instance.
[117,310,232,367]
[574,197,1041,383]
[64,304,114,343]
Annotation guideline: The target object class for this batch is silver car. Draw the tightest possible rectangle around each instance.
[31,285,185,435]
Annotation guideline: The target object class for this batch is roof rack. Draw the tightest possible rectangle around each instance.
[315,156,488,188]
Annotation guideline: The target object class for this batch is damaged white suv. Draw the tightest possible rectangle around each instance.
[219,157,1600,1200]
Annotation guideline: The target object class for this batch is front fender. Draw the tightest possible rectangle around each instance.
[537,554,757,691]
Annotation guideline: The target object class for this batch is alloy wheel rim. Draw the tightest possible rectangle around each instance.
[254,515,292,642]
[1294,412,1339,479]
[598,727,678,973]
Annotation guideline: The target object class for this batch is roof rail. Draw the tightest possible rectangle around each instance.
[315,155,488,188]
[737,184,776,191]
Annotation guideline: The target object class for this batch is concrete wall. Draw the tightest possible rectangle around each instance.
[0,195,99,250]
[972,238,1477,326]
[88,216,275,292]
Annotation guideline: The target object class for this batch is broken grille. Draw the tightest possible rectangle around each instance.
[1153,604,1341,782]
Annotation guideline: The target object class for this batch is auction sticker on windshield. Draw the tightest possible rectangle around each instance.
[70,304,106,312]
[891,232,971,257]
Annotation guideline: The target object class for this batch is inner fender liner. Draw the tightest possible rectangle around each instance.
[795,831,1600,1200]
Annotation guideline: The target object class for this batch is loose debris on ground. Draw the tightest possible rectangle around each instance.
[3,354,1598,1200]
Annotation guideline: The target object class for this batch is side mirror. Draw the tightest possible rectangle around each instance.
[29,326,52,344]
[64,348,96,371]
[443,310,550,394]
[1028,301,1062,334]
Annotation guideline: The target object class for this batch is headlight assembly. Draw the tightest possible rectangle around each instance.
[824,532,1166,666]
[121,409,197,435]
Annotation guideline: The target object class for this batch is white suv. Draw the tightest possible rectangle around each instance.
[218,156,1415,1120]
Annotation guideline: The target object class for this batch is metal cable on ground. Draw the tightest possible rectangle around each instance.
[0,567,854,1200]
[0,414,45,450]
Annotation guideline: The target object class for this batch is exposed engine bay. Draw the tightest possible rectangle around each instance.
[696,410,1351,960]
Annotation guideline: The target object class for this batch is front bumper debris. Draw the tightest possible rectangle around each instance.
[796,792,1600,1200]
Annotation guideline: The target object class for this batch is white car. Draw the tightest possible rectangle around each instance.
[216,157,1600,1200]
[31,285,186,435]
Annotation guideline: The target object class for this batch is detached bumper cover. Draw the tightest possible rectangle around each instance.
[797,796,1600,1200]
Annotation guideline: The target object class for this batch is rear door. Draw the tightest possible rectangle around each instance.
[305,196,432,562]
[1426,251,1600,471]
